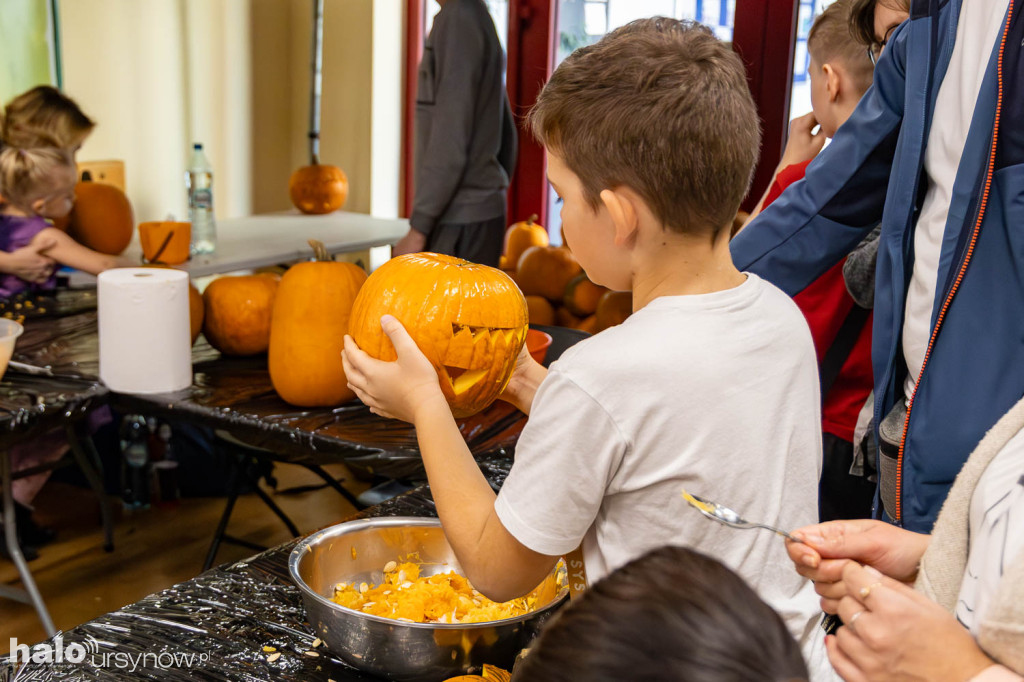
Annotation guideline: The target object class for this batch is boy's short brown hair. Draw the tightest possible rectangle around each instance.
[808,0,875,95]
[1,86,95,150]
[529,18,760,234]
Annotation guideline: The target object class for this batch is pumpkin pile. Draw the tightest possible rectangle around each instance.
[349,252,528,418]
[269,240,367,406]
[499,216,631,334]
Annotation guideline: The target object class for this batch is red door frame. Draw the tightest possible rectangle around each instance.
[402,0,798,222]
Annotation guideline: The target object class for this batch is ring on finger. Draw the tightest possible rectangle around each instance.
[858,581,882,600]
[847,609,865,631]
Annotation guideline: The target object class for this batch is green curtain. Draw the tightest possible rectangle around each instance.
[0,0,59,105]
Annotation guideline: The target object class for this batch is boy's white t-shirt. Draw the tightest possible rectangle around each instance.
[495,273,832,678]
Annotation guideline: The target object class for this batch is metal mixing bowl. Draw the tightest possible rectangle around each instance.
[289,517,568,681]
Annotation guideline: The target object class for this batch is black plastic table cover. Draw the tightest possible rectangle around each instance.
[0,459,515,681]
[11,289,586,481]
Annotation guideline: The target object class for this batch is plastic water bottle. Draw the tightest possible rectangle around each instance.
[120,415,151,509]
[186,143,216,254]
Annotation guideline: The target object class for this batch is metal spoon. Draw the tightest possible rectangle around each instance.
[681,489,804,543]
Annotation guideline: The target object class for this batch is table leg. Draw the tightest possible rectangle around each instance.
[64,424,115,552]
[1,450,56,636]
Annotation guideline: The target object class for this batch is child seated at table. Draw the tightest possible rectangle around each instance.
[0,144,126,296]
[343,18,831,679]
[512,545,810,681]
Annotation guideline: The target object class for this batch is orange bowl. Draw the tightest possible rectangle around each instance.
[526,328,553,365]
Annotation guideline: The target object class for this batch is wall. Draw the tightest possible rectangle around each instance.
[57,0,401,229]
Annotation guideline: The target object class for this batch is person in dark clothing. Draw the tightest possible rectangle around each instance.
[392,0,516,267]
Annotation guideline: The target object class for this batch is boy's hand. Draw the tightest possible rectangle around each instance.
[826,563,993,682]
[342,315,445,423]
[778,112,826,169]
[785,519,929,613]
[498,342,546,415]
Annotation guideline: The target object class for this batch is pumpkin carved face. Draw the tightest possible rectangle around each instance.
[349,253,528,417]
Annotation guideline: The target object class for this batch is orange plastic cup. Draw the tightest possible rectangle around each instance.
[139,221,191,265]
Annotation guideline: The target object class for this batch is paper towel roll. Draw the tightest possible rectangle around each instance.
[98,268,193,393]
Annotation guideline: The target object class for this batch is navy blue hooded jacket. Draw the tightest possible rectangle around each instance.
[731,0,1023,532]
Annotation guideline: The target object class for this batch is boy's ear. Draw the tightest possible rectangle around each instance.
[30,198,47,215]
[600,188,638,247]
[823,63,842,102]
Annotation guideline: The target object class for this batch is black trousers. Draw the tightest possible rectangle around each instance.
[819,432,876,522]
[425,214,506,267]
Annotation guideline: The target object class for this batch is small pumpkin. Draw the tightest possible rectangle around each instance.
[202,273,280,355]
[595,290,632,332]
[66,175,134,254]
[562,273,607,317]
[269,240,367,407]
[289,155,349,214]
[516,245,582,302]
[503,214,548,268]
[525,295,555,326]
[576,314,598,334]
[349,252,528,418]
[555,305,582,329]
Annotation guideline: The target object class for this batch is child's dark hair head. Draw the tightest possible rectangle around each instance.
[808,0,875,95]
[528,18,761,235]
[1,86,95,151]
[512,545,809,682]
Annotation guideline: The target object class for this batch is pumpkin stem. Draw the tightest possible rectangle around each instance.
[308,239,332,262]
[81,170,94,182]
[311,153,320,166]
[527,214,538,226]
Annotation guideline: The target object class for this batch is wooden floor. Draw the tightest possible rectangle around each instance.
[0,462,368,652]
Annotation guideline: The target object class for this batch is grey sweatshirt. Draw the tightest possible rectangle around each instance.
[411,0,516,236]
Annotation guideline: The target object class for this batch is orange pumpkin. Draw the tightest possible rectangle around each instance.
[289,156,348,214]
[563,273,607,317]
[555,306,582,329]
[139,221,191,265]
[66,178,134,254]
[202,273,280,355]
[504,214,548,268]
[516,246,582,302]
[525,295,555,326]
[349,253,528,417]
[188,283,204,345]
[269,240,367,406]
[595,290,632,332]
[576,314,598,334]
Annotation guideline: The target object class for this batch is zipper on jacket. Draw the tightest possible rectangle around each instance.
[895,3,1012,522]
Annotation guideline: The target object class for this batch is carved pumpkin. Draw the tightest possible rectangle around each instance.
[289,156,348,214]
[349,252,528,417]
[504,214,548,268]
[563,273,607,317]
[595,290,632,332]
[269,240,367,407]
[66,177,134,254]
[202,273,280,355]
[516,246,582,302]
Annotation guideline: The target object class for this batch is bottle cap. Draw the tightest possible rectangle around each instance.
[193,143,202,150]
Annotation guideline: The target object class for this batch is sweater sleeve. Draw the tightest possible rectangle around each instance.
[409,6,486,236]
[730,21,911,295]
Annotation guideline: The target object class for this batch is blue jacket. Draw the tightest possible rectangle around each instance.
[731,0,1023,532]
